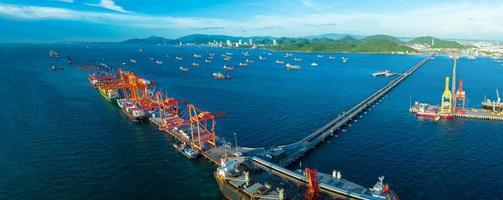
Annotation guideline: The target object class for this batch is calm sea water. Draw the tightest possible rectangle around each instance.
[1,44,502,200]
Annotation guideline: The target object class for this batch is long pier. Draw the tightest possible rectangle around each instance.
[276,54,435,166]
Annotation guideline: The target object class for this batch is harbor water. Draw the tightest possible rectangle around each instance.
[1,44,502,200]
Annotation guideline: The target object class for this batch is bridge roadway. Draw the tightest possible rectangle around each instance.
[272,54,435,166]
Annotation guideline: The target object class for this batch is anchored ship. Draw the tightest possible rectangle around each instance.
[213,72,231,80]
[482,89,503,111]
[117,99,148,122]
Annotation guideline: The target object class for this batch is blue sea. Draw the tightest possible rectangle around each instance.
[1,43,502,200]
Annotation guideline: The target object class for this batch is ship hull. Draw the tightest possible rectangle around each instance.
[98,88,117,103]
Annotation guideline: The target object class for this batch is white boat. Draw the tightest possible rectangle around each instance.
[176,56,183,61]
[192,62,200,67]
[205,59,212,63]
[285,63,301,70]
[239,62,248,67]
[180,67,189,72]
[317,54,324,58]
[213,72,231,80]
[156,60,163,64]
[130,59,137,63]
[194,53,202,58]
[276,60,284,64]
[223,65,235,71]
[329,56,336,60]
[245,59,254,63]
[310,62,318,66]
[294,58,302,61]
[342,57,349,63]
[259,55,266,60]
[224,56,231,61]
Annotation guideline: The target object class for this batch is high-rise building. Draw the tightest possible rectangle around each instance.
[249,38,253,46]
[238,39,242,45]
[272,39,277,46]
[226,40,232,46]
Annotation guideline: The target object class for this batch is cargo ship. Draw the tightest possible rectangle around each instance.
[172,142,198,159]
[88,72,115,88]
[213,72,231,80]
[482,89,503,111]
[223,65,235,71]
[372,70,395,77]
[49,50,60,58]
[410,102,454,120]
[285,63,301,70]
[117,99,148,122]
[97,86,119,102]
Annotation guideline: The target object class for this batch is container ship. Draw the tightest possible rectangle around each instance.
[213,72,231,80]
[117,99,148,122]
[372,70,395,77]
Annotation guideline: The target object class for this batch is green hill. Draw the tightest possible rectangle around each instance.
[408,36,465,49]
[271,35,415,53]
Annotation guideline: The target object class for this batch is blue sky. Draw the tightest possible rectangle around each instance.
[1,0,502,42]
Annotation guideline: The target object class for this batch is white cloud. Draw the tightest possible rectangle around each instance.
[1,2,503,40]
[52,0,74,3]
[86,0,128,13]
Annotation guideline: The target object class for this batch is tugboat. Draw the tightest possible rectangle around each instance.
[180,66,189,72]
[116,99,147,122]
[172,142,198,159]
[223,65,235,71]
[285,63,301,70]
[239,62,248,67]
[49,50,60,58]
[213,72,231,80]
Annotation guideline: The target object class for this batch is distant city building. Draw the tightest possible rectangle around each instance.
[272,39,277,46]
[226,40,232,46]
[249,38,253,46]
[238,39,242,45]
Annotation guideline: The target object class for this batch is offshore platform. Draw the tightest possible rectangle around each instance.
[410,57,503,121]
[85,54,436,200]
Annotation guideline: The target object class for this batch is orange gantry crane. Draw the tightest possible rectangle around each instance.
[305,168,320,200]
[453,80,466,114]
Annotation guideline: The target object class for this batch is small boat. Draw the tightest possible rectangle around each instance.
[138,48,143,52]
[130,59,137,63]
[259,55,266,60]
[208,56,214,60]
[267,53,272,56]
[49,50,60,58]
[284,53,293,57]
[329,56,336,60]
[317,54,324,58]
[245,59,254,63]
[223,65,235,71]
[194,53,202,58]
[122,62,127,66]
[276,60,284,64]
[226,52,233,56]
[285,63,301,70]
[180,66,189,72]
[294,58,302,61]
[172,142,198,159]
[67,57,73,64]
[176,56,183,61]
[209,53,215,56]
[205,59,212,63]
[212,72,231,80]
[242,52,249,56]
[50,65,64,71]
[342,57,349,63]
[192,62,200,67]
[310,62,318,67]
[156,60,163,64]
[149,57,154,61]
[117,99,148,122]
[239,62,248,67]
[224,56,231,61]
[165,54,170,58]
